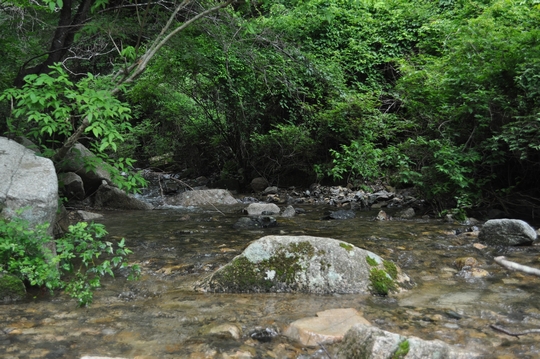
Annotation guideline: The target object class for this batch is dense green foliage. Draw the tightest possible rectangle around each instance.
[1,0,540,217]
[0,215,140,306]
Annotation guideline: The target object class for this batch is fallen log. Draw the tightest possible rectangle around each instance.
[494,256,540,277]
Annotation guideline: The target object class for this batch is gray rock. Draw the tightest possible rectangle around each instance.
[77,210,104,221]
[263,186,279,194]
[369,190,394,204]
[56,143,113,194]
[250,177,269,192]
[233,216,277,229]
[246,202,280,215]
[15,136,40,153]
[165,189,238,206]
[396,207,415,219]
[93,181,153,210]
[325,209,356,220]
[204,323,242,340]
[478,219,537,246]
[196,235,411,294]
[59,172,85,200]
[0,273,26,302]
[284,308,371,346]
[0,137,58,235]
[281,205,296,218]
[338,324,481,359]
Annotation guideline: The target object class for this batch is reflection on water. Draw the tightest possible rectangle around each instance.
[2,205,540,358]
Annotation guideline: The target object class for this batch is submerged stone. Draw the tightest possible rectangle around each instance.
[195,235,411,294]
[245,202,280,215]
[233,216,277,229]
[323,209,356,220]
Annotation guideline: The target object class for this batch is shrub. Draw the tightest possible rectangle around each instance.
[0,215,140,306]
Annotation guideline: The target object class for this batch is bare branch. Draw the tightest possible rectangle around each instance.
[111,0,234,94]
[494,256,540,277]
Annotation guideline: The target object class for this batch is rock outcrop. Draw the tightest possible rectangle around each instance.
[196,235,411,294]
[0,137,58,234]
[478,219,537,246]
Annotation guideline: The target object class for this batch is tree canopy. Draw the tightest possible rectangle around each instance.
[1,0,540,219]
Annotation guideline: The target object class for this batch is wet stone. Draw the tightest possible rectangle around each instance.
[284,308,371,346]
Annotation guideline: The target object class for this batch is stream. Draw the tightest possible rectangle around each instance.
[2,203,540,358]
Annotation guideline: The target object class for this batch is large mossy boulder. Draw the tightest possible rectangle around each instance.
[478,219,537,246]
[196,235,411,294]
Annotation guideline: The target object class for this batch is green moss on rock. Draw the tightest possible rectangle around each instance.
[369,268,397,296]
[383,260,398,279]
[211,241,317,292]
[339,242,354,252]
[366,256,378,266]
[0,273,26,302]
[392,339,410,359]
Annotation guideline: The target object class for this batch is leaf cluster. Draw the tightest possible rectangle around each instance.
[0,215,140,306]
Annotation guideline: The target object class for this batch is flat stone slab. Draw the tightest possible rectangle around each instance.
[284,308,371,346]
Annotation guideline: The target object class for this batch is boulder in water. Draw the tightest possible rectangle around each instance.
[478,219,536,246]
[165,189,238,206]
[323,209,355,220]
[245,202,280,215]
[196,235,411,294]
[93,181,153,210]
[338,324,482,359]
[233,216,277,229]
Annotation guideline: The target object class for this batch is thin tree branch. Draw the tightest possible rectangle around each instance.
[111,0,234,94]
[494,256,540,277]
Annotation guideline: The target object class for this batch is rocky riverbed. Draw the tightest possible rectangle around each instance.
[2,200,540,358]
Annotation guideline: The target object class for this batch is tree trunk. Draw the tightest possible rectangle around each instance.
[13,0,94,87]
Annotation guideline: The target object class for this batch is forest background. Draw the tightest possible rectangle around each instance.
[1,0,540,220]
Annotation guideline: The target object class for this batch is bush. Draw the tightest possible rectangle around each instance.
[0,215,140,306]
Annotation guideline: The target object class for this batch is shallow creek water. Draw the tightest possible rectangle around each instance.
[2,205,540,358]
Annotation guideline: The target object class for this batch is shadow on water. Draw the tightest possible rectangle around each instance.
[2,205,540,358]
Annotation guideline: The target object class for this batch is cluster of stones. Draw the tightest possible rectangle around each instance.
[250,178,422,211]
